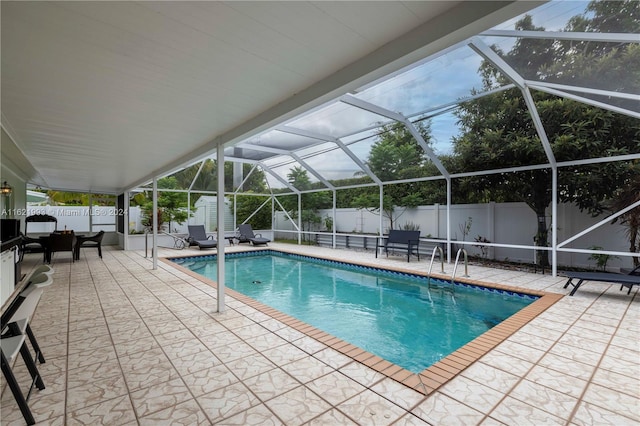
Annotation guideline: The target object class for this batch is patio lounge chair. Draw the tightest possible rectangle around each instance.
[563,265,640,296]
[187,225,217,250]
[237,224,270,246]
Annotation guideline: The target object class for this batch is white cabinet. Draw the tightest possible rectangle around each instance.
[1,248,16,306]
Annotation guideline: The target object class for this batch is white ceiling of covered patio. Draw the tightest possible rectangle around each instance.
[1,1,541,194]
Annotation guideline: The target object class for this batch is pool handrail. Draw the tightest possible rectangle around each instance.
[451,248,469,284]
[427,246,445,289]
[428,246,455,299]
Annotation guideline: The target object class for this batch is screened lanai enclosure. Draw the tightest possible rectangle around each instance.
[128,0,639,276]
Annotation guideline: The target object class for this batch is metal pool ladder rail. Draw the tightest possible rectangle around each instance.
[451,248,469,284]
[427,246,445,288]
[427,246,456,300]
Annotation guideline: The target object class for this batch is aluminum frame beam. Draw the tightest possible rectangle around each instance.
[340,94,450,178]
[481,29,639,44]
[528,81,640,102]
[257,162,300,194]
[528,84,640,120]
[469,37,525,89]
[277,125,382,185]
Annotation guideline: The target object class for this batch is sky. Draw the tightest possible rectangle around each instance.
[254,1,596,189]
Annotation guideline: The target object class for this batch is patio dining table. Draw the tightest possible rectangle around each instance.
[39,232,83,263]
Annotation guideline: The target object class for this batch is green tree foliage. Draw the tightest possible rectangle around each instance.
[452,1,640,266]
[171,160,216,194]
[168,159,269,228]
[352,121,444,230]
[364,121,430,181]
[140,177,189,232]
[608,166,640,267]
[233,194,272,230]
[47,191,115,206]
[331,177,377,208]
[278,166,331,240]
[171,159,267,202]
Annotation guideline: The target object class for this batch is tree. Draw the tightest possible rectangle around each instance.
[167,158,270,230]
[139,177,189,232]
[233,194,272,230]
[171,159,268,200]
[608,166,640,267]
[352,121,438,230]
[452,2,640,266]
[279,166,331,241]
[46,191,115,206]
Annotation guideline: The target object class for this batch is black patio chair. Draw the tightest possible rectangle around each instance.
[46,231,76,263]
[237,224,270,246]
[563,265,640,296]
[75,231,105,260]
[187,225,217,250]
[22,215,58,262]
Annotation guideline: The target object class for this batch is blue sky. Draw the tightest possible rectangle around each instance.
[262,1,594,187]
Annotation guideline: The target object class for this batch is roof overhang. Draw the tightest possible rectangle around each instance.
[1,1,543,194]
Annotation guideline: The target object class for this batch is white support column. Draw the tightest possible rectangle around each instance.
[88,194,93,232]
[446,177,451,264]
[217,144,226,313]
[124,191,130,250]
[187,192,191,225]
[298,194,302,245]
[552,167,558,277]
[152,178,158,270]
[434,203,440,239]
[332,189,336,249]
[379,184,384,237]
[488,202,495,260]
[271,195,275,239]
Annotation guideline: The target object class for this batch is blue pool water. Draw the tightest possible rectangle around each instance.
[172,251,537,373]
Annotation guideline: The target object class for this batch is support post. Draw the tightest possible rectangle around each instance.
[217,144,226,313]
[152,178,158,270]
[552,166,558,277]
[332,190,336,249]
[298,194,302,245]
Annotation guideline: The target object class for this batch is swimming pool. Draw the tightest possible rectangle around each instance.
[172,250,537,373]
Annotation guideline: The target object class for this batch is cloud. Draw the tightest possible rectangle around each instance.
[253,1,592,183]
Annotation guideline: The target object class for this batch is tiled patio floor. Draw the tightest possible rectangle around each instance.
[1,244,638,425]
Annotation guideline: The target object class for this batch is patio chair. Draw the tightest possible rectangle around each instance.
[46,231,76,263]
[74,230,105,260]
[237,224,270,246]
[2,273,53,365]
[563,265,640,296]
[187,225,217,250]
[21,214,58,262]
[1,332,46,425]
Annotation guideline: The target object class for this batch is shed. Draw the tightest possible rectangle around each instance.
[193,196,234,232]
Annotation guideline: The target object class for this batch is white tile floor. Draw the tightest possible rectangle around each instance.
[1,243,638,425]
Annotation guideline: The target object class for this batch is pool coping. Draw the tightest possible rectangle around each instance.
[161,247,563,396]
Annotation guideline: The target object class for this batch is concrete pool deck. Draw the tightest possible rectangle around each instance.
[2,243,638,425]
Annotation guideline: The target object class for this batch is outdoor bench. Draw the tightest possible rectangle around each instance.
[375,230,421,262]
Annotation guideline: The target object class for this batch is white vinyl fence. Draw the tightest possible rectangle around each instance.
[24,201,634,271]
[275,202,634,270]
[21,206,117,233]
